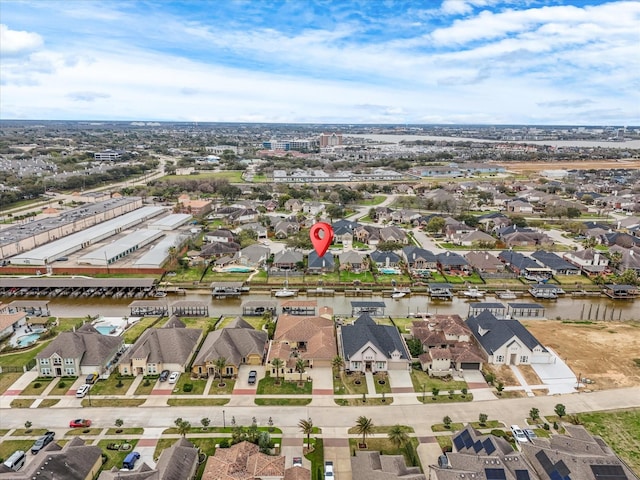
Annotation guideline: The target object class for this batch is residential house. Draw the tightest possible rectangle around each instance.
[351,451,425,480]
[503,230,553,248]
[339,250,365,272]
[36,323,122,378]
[191,317,268,378]
[402,246,437,272]
[601,232,640,249]
[412,315,485,374]
[228,208,259,224]
[272,250,304,270]
[0,437,102,479]
[391,209,421,224]
[444,218,474,241]
[455,230,496,247]
[506,199,534,214]
[466,310,553,365]
[436,251,470,275]
[563,248,609,275]
[0,311,27,341]
[118,316,202,376]
[374,206,393,223]
[98,437,199,480]
[237,244,270,268]
[302,201,325,215]
[201,441,286,480]
[380,225,408,244]
[464,251,505,274]
[531,250,581,275]
[609,245,640,273]
[340,313,411,373]
[477,212,511,231]
[274,220,300,239]
[370,251,401,269]
[307,251,335,274]
[178,195,213,216]
[200,241,241,258]
[284,198,304,212]
[268,313,336,371]
[332,219,359,245]
[354,225,381,245]
[263,199,278,212]
[205,228,236,243]
[239,222,268,239]
[497,250,540,275]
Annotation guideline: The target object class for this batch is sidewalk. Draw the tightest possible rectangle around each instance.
[509,365,534,397]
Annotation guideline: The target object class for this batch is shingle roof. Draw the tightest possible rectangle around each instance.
[37,324,122,367]
[192,326,267,367]
[119,323,201,366]
[341,313,410,361]
[308,251,335,269]
[531,250,579,271]
[466,311,546,354]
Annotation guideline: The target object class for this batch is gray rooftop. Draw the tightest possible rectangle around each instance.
[466,310,547,354]
[341,313,410,361]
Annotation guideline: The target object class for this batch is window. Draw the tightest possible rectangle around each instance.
[520,356,528,363]
[52,357,62,365]
[376,362,385,369]
[41,368,51,375]
[496,355,504,363]
[64,358,74,365]
[225,367,234,375]
[40,358,49,365]
[64,368,75,376]
[147,365,156,373]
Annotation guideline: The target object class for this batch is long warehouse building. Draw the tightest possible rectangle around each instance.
[9,206,166,266]
[77,229,165,266]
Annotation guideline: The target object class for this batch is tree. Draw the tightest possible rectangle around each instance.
[496,382,504,395]
[478,413,488,426]
[332,355,343,375]
[214,357,227,384]
[554,403,566,418]
[201,418,210,430]
[431,387,440,398]
[530,408,540,421]
[177,419,191,437]
[298,418,314,450]
[115,418,124,432]
[354,416,374,446]
[295,358,306,383]
[271,358,283,384]
[24,421,32,432]
[443,416,452,429]
[388,424,409,449]
[426,216,445,234]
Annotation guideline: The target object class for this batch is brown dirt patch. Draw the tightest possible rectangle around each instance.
[519,365,542,385]
[494,159,640,174]
[484,364,519,386]
[523,321,640,390]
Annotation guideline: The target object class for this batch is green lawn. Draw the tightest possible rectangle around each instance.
[89,375,135,395]
[162,170,244,183]
[11,428,49,436]
[417,393,472,403]
[20,377,54,396]
[358,196,387,206]
[0,372,22,394]
[174,375,207,395]
[334,371,368,395]
[432,422,465,432]
[373,373,392,394]
[410,369,467,392]
[98,439,139,470]
[0,440,32,462]
[10,399,35,408]
[347,425,414,434]
[37,399,59,408]
[436,436,452,452]
[106,428,144,435]
[0,340,52,368]
[134,377,157,395]
[334,397,393,406]
[208,378,235,394]
[48,377,77,395]
[255,398,312,406]
[469,420,502,429]
[124,317,162,343]
[167,398,229,406]
[348,438,420,469]
[256,376,312,395]
[579,409,640,472]
[305,438,324,480]
[217,316,264,330]
[81,399,145,407]
[66,428,102,436]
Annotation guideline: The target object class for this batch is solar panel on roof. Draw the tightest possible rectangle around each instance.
[590,465,627,480]
[550,471,563,480]
[473,440,483,453]
[459,429,474,448]
[556,460,571,477]
[483,438,496,455]
[515,471,531,480]
[485,468,507,480]
[453,435,465,451]
[536,451,555,475]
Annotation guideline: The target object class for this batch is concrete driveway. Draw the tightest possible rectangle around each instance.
[531,348,577,395]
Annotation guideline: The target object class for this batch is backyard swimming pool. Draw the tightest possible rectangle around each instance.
[223,266,254,273]
[15,332,42,347]
[379,268,401,274]
[95,325,118,335]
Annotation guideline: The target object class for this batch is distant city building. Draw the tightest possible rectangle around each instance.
[320,132,342,147]
[94,149,125,161]
[262,138,317,151]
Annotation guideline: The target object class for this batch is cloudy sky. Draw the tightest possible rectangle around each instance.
[1,0,639,125]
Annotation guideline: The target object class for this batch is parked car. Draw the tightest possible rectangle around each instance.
[292,457,303,467]
[31,431,55,454]
[248,370,257,385]
[168,372,179,384]
[122,451,141,470]
[510,425,528,443]
[85,372,98,384]
[324,460,334,478]
[524,429,538,441]
[69,419,91,428]
[159,370,170,382]
[76,384,91,398]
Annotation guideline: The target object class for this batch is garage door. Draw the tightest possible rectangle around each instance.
[460,363,480,370]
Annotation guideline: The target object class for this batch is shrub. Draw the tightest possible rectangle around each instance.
[219,438,229,448]
[33,382,42,389]
[183,383,193,392]
[58,381,66,389]
[491,429,506,437]
[553,421,559,430]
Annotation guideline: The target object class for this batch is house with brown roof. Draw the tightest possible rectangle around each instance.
[36,323,122,378]
[178,195,213,216]
[464,251,505,274]
[98,437,199,480]
[455,230,496,247]
[118,316,202,376]
[563,248,609,275]
[0,437,102,479]
[351,450,425,480]
[0,311,27,341]
[201,441,285,480]
[268,314,336,373]
[412,315,486,374]
[191,317,268,378]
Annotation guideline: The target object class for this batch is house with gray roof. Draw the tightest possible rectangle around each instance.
[237,243,270,268]
[191,316,268,378]
[466,311,552,366]
[339,313,411,373]
[307,251,335,273]
[531,250,580,275]
[0,437,102,479]
[351,450,425,480]
[339,250,365,272]
[402,246,437,272]
[272,249,304,270]
[370,250,401,269]
[36,323,122,378]
[118,316,202,376]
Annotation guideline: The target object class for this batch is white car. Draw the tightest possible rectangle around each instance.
[76,384,91,398]
[511,425,528,443]
[324,461,334,477]
[168,372,179,384]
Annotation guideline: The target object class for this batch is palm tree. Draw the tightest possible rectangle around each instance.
[214,357,227,384]
[295,358,306,384]
[332,356,343,377]
[298,418,314,450]
[271,358,283,384]
[177,419,191,437]
[387,425,409,449]
[354,416,374,446]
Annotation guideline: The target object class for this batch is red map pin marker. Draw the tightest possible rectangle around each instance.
[310,222,334,257]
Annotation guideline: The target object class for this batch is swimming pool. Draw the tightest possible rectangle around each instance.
[379,268,400,274]
[224,266,253,273]
[95,325,118,335]
[16,332,42,346]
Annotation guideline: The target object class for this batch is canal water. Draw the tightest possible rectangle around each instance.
[5,292,637,321]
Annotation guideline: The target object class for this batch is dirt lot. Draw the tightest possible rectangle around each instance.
[494,159,640,174]
[523,321,640,390]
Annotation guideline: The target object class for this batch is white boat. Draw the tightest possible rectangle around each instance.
[462,286,486,298]
[274,288,296,298]
[391,291,406,299]
[497,289,517,300]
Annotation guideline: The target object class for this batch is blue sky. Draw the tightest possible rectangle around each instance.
[1,0,639,124]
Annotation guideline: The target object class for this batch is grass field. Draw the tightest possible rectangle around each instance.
[81,398,145,407]
[123,316,162,343]
[578,409,640,472]
[0,340,52,368]
[0,440,32,462]
[161,170,244,183]
[89,376,135,395]
[98,439,139,470]
[410,369,467,392]
[167,398,229,406]
[256,376,312,395]
[0,372,22,394]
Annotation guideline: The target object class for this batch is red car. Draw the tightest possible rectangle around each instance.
[69,419,92,428]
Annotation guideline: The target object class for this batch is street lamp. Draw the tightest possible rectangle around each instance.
[222,410,226,429]
[422,384,426,402]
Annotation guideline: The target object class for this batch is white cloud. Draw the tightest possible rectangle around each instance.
[0,24,43,55]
